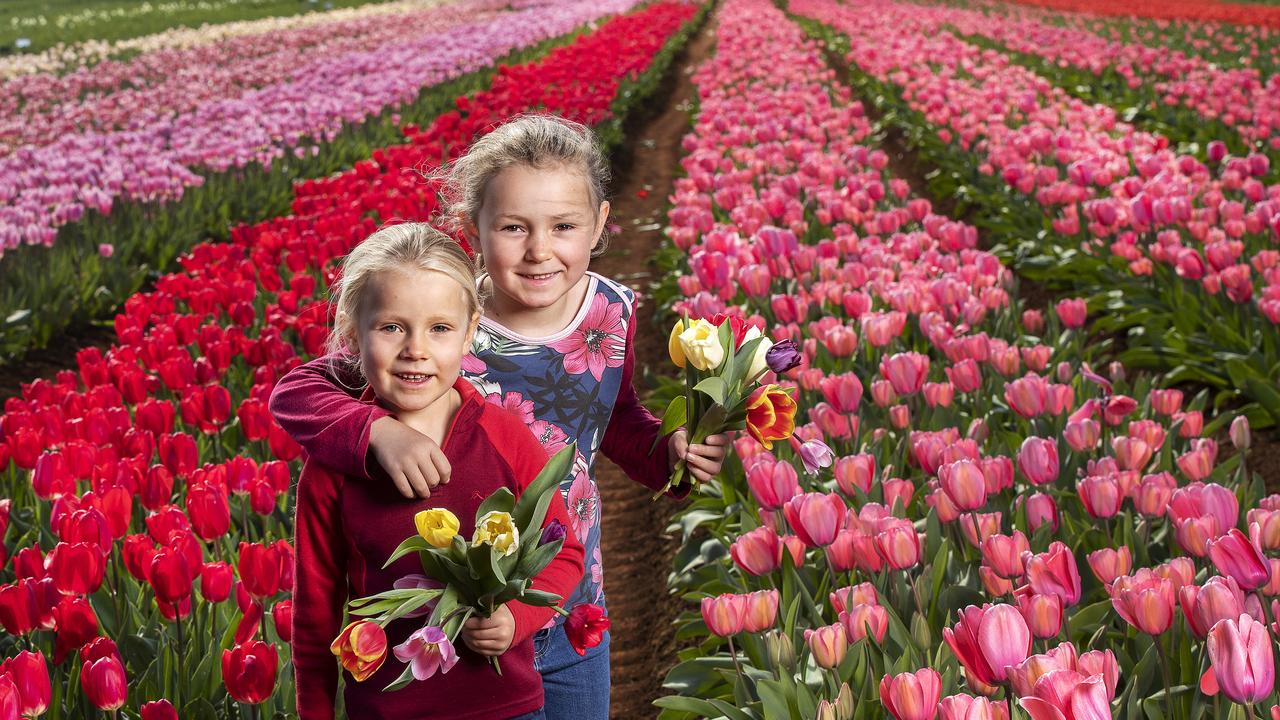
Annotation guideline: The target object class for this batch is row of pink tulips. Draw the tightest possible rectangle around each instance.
[791,0,1280,325]
[923,0,1280,152]
[656,1,1277,719]
[0,0,641,257]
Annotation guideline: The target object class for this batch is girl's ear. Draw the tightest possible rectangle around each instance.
[591,200,611,252]
[463,311,481,349]
[336,310,360,356]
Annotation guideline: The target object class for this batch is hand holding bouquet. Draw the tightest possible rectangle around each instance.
[337,445,577,690]
[654,314,802,496]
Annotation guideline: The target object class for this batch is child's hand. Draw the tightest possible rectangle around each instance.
[369,417,451,499]
[670,429,731,483]
[461,605,515,656]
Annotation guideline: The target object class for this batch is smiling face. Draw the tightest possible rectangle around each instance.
[472,163,609,333]
[351,266,478,424]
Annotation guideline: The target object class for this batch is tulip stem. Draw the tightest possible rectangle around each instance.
[727,635,745,689]
[175,615,185,711]
[1154,635,1175,720]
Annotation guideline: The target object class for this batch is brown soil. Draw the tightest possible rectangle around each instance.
[0,323,116,402]
[589,17,716,720]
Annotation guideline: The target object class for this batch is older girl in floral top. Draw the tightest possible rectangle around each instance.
[271,115,728,719]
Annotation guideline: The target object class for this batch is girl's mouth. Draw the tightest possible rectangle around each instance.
[519,271,560,281]
[394,373,431,384]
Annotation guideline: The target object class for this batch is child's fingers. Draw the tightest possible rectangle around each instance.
[427,445,452,485]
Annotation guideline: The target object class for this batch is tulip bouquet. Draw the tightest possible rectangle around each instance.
[655,313,803,495]
[342,446,576,688]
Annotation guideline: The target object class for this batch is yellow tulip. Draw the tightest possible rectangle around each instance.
[472,510,520,557]
[414,508,460,549]
[668,319,687,369]
[676,318,726,371]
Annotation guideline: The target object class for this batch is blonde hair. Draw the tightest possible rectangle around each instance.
[327,222,481,361]
[436,114,610,252]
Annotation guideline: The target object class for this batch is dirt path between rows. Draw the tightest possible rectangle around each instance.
[589,16,715,720]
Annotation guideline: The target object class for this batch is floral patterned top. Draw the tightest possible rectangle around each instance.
[269,271,676,626]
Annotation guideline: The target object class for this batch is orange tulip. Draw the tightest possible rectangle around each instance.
[744,384,797,450]
[330,620,388,682]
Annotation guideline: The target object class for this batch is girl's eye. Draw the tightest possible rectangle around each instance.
[431,324,452,333]
[380,324,402,333]
[501,224,525,233]
[555,223,575,232]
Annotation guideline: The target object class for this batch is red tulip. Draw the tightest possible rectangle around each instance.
[238,542,283,599]
[158,433,197,477]
[81,655,127,711]
[47,542,106,596]
[0,675,19,720]
[943,604,1032,686]
[52,594,97,663]
[0,581,39,636]
[186,482,231,540]
[4,650,50,717]
[142,699,179,720]
[1024,542,1081,607]
[200,561,234,603]
[564,602,611,656]
[148,547,192,605]
[272,599,293,643]
[880,668,942,720]
[1206,613,1275,705]
[1209,525,1271,591]
[222,641,278,704]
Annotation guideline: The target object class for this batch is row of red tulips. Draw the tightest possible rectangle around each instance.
[652,2,1273,719]
[0,2,704,716]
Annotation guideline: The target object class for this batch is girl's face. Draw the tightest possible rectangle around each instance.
[472,163,609,320]
[351,267,478,418]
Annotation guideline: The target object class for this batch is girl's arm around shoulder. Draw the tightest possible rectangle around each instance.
[269,353,388,479]
[292,462,349,720]
[481,410,585,644]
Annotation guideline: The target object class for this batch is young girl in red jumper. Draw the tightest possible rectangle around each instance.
[292,222,583,720]
[276,115,727,718]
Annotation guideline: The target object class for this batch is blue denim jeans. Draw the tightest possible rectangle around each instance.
[533,624,612,719]
[509,710,546,720]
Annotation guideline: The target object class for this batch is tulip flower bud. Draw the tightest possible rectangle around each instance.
[764,629,796,671]
[816,699,838,720]
[1231,415,1251,451]
[805,623,849,669]
[835,682,855,720]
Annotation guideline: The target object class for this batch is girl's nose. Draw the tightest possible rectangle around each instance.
[400,333,430,360]
[525,229,552,261]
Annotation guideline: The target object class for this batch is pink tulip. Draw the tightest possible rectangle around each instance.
[1054,298,1087,328]
[782,492,845,548]
[833,454,875,497]
[943,604,1032,686]
[880,668,942,720]
[981,531,1029,580]
[939,695,1009,720]
[1024,542,1081,607]
[730,526,782,576]
[1014,588,1063,640]
[880,352,930,395]
[1020,671,1111,720]
[1109,570,1175,635]
[818,373,863,413]
[1206,613,1275,705]
[1007,642,1079,698]
[746,458,801,511]
[742,590,779,633]
[1005,375,1048,418]
[875,521,922,570]
[1017,437,1059,485]
[1062,419,1100,452]
[940,459,988,511]
[1025,493,1058,533]
[804,623,849,668]
[1086,547,1132,586]
[1209,525,1271,591]
[840,603,888,643]
[830,583,878,614]
[1179,576,1247,639]
[700,594,747,637]
[1077,475,1122,520]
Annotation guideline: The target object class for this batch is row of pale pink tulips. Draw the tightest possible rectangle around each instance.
[659,1,1277,718]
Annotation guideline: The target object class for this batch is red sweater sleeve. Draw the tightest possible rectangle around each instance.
[269,353,389,479]
[600,312,688,498]
[292,463,348,720]
[487,417,585,645]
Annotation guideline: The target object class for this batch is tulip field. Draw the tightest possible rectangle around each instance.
[3,0,1280,717]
